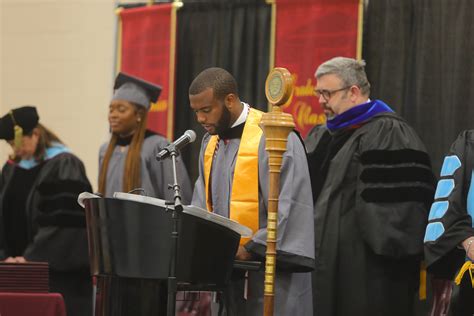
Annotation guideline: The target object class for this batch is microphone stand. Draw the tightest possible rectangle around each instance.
[157,143,183,316]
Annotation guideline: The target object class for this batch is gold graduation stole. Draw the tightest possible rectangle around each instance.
[204,108,263,245]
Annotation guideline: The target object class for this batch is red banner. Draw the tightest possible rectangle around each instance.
[275,0,360,137]
[120,4,174,139]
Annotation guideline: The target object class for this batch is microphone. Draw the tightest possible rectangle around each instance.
[156,130,197,161]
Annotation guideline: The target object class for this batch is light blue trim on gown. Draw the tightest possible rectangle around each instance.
[440,155,461,177]
[424,222,445,242]
[467,170,474,227]
[434,179,455,199]
[18,142,70,170]
[428,201,449,220]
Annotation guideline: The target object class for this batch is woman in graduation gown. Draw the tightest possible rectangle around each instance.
[0,106,93,316]
[98,72,191,201]
[96,73,192,315]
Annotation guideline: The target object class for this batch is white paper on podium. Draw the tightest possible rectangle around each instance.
[113,192,168,208]
[112,192,253,237]
[77,192,102,208]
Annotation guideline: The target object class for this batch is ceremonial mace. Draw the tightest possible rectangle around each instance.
[261,68,294,316]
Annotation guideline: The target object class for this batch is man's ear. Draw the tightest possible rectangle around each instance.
[349,85,362,102]
[224,93,236,109]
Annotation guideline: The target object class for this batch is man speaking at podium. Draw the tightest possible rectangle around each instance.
[189,67,315,316]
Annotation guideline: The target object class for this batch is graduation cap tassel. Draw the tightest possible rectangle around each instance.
[261,68,295,316]
[10,111,23,149]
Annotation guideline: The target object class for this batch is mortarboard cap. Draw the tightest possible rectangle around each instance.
[0,106,39,141]
[112,72,162,110]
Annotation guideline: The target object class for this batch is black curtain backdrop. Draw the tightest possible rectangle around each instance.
[174,0,271,183]
[122,0,474,192]
[363,0,474,173]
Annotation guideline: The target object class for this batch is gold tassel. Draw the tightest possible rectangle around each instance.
[454,261,474,287]
[419,261,427,300]
[9,111,23,149]
[13,124,23,149]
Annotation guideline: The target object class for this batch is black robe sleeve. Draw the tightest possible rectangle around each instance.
[0,163,14,259]
[356,114,436,258]
[424,130,474,277]
[24,153,92,271]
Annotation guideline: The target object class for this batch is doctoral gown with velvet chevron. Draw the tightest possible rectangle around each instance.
[306,111,435,316]
[0,146,93,316]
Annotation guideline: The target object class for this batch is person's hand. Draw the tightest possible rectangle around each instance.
[462,236,474,260]
[235,246,252,261]
[4,256,27,263]
[429,278,453,316]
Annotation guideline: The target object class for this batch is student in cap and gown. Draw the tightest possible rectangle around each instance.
[96,73,193,315]
[0,106,93,316]
[98,72,192,201]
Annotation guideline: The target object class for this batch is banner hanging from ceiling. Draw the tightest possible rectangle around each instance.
[119,4,176,139]
[274,0,362,137]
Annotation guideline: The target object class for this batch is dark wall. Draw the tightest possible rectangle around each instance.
[135,0,474,182]
[363,0,474,173]
[174,0,271,183]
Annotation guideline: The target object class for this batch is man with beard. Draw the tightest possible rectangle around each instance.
[189,67,315,315]
[305,57,436,316]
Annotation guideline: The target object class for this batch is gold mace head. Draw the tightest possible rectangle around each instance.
[265,67,293,107]
[262,67,295,130]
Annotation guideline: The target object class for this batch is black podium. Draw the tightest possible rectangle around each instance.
[79,192,251,316]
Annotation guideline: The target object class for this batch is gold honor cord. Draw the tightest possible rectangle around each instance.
[261,68,295,316]
[455,261,474,287]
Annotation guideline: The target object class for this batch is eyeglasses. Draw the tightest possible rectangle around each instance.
[314,86,351,101]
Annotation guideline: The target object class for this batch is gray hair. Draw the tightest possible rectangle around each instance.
[315,57,371,96]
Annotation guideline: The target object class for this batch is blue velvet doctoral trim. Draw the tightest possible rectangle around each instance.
[327,99,394,132]
[18,142,70,170]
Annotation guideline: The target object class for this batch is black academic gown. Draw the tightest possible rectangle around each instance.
[424,130,474,316]
[0,152,93,316]
[306,112,436,316]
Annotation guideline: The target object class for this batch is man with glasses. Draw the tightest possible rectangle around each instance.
[305,57,436,316]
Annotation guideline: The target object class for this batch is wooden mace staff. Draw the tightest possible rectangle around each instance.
[261,67,295,316]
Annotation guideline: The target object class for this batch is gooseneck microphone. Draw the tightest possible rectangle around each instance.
[156,130,197,161]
